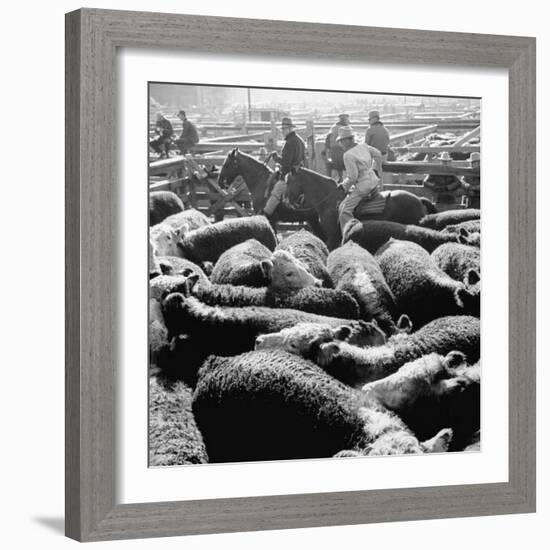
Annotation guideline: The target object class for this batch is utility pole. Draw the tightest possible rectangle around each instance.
[247,88,252,121]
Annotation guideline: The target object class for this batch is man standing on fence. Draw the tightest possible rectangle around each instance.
[336,126,383,233]
[365,110,390,180]
[175,110,200,155]
[324,113,350,181]
[262,117,306,219]
[150,112,174,158]
[459,152,481,208]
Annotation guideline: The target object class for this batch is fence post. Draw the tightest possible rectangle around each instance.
[305,118,315,169]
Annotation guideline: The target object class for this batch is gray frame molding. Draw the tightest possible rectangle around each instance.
[65,8,536,542]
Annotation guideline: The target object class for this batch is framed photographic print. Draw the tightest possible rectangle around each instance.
[65,8,536,542]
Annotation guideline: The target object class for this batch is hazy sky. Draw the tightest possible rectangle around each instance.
[150,83,480,111]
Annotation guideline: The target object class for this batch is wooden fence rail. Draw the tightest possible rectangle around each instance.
[389,125,438,145]
[393,145,480,154]
[382,161,479,176]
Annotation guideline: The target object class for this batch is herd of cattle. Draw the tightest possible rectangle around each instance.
[148,190,481,466]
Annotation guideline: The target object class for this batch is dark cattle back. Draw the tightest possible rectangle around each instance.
[192,350,367,462]
[210,239,272,287]
[179,216,277,264]
[432,242,480,283]
[150,191,185,226]
[343,219,460,254]
[162,294,362,355]
[376,239,479,327]
[419,209,480,230]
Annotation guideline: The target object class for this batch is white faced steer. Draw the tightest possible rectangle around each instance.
[255,321,386,357]
[260,250,322,291]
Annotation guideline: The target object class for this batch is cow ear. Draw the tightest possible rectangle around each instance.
[396,314,413,333]
[260,259,273,281]
[178,222,189,238]
[320,341,341,361]
[332,325,352,341]
[443,351,467,370]
[457,227,469,244]
[182,274,200,295]
[201,261,214,276]
[454,286,467,307]
[465,269,480,287]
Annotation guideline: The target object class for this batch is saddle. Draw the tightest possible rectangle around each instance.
[353,189,389,219]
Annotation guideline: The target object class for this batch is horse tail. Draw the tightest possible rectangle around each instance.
[419,196,437,214]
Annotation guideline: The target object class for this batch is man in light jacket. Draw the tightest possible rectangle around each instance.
[336,126,383,232]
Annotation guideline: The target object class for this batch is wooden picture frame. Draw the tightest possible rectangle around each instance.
[65,8,536,542]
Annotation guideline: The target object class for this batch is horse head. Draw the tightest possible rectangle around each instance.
[218,147,241,189]
[285,167,304,207]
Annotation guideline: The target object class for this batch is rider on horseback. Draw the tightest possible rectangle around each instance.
[335,126,383,232]
[262,117,306,220]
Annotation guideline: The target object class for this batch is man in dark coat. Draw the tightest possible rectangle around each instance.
[262,117,306,217]
[150,112,174,158]
[175,110,200,154]
[365,110,391,181]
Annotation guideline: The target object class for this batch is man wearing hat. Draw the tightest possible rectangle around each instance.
[336,126,383,232]
[262,117,306,218]
[175,109,200,155]
[324,113,350,179]
[150,112,174,158]
[365,110,390,169]
[459,152,481,208]
[423,151,462,204]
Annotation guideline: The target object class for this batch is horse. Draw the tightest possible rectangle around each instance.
[286,167,437,250]
[217,148,324,239]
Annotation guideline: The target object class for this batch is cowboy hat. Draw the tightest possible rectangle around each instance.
[280,117,296,128]
[368,110,380,119]
[338,113,350,119]
[336,126,355,142]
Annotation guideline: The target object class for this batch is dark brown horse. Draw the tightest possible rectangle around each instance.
[286,167,436,250]
[217,148,324,239]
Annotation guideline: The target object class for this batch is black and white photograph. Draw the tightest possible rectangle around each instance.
[148,83,481,466]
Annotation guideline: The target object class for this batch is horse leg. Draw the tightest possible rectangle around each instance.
[305,212,326,242]
[319,208,342,250]
[264,210,278,235]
